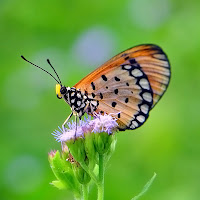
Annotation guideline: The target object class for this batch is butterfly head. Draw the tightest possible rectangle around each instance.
[56,84,68,99]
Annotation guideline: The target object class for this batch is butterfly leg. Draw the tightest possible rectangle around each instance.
[62,112,73,131]
[83,103,90,114]
[89,102,95,116]
[74,114,78,142]
[84,102,95,116]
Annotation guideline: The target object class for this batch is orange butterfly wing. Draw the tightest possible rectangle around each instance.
[74,44,171,130]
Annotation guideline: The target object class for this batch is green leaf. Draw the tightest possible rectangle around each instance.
[49,150,81,196]
[131,173,157,200]
[51,180,66,190]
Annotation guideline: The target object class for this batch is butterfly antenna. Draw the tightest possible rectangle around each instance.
[47,59,62,85]
[21,55,60,84]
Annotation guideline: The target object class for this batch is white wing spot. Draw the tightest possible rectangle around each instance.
[71,92,75,97]
[81,103,86,108]
[142,92,152,102]
[91,101,98,106]
[77,93,81,98]
[130,124,135,129]
[132,120,138,127]
[77,101,81,106]
[141,104,149,114]
[124,65,132,70]
[153,54,166,60]
[131,69,143,77]
[71,99,75,103]
[137,115,145,123]
[139,78,150,90]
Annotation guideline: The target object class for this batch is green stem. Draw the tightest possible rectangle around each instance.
[74,195,81,200]
[82,184,89,200]
[97,154,104,200]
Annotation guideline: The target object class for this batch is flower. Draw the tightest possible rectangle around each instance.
[49,113,119,199]
[52,113,118,143]
[90,113,118,134]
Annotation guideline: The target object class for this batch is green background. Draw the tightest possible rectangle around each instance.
[1,0,200,199]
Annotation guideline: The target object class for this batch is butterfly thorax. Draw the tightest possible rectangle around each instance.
[60,86,99,118]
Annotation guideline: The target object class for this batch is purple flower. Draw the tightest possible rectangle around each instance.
[90,113,118,134]
[52,113,118,143]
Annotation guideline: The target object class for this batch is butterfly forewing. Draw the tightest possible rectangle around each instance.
[74,44,170,130]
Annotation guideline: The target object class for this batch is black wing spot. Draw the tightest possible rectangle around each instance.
[114,76,120,81]
[129,58,137,64]
[121,53,128,57]
[112,102,117,107]
[125,98,129,103]
[118,113,121,118]
[101,75,107,81]
[126,82,129,86]
[91,93,95,98]
[114,89,118,94]
[106,86,108,89]
[100,92,103,99]
[124,56,130,60]
[91,82,95,90]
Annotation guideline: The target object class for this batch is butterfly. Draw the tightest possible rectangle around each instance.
[21,44,171,131]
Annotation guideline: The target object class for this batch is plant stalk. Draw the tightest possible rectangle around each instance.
[97,153,104,200]
[82,184,89,200]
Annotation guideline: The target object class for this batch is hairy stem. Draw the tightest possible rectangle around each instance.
[97,154,104,200]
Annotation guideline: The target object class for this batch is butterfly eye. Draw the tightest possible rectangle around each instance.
[60,86,67,94]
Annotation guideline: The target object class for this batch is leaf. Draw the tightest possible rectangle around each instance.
[131,173,157,200]
[51,180,66,190]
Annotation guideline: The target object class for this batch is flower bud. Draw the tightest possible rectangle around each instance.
[48,150,81,197]
[61,143,69,161]
[48,150,57,163]
[93,132,115,155]
[67,137,87,164]
[84,132,97,170]
[104,135,117,163]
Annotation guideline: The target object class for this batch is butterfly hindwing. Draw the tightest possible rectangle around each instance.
[127,45,170,107]
[91,65,153,130]
[74,44,170,130]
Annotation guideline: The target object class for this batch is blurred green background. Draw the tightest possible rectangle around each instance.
[1,0,200,199]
